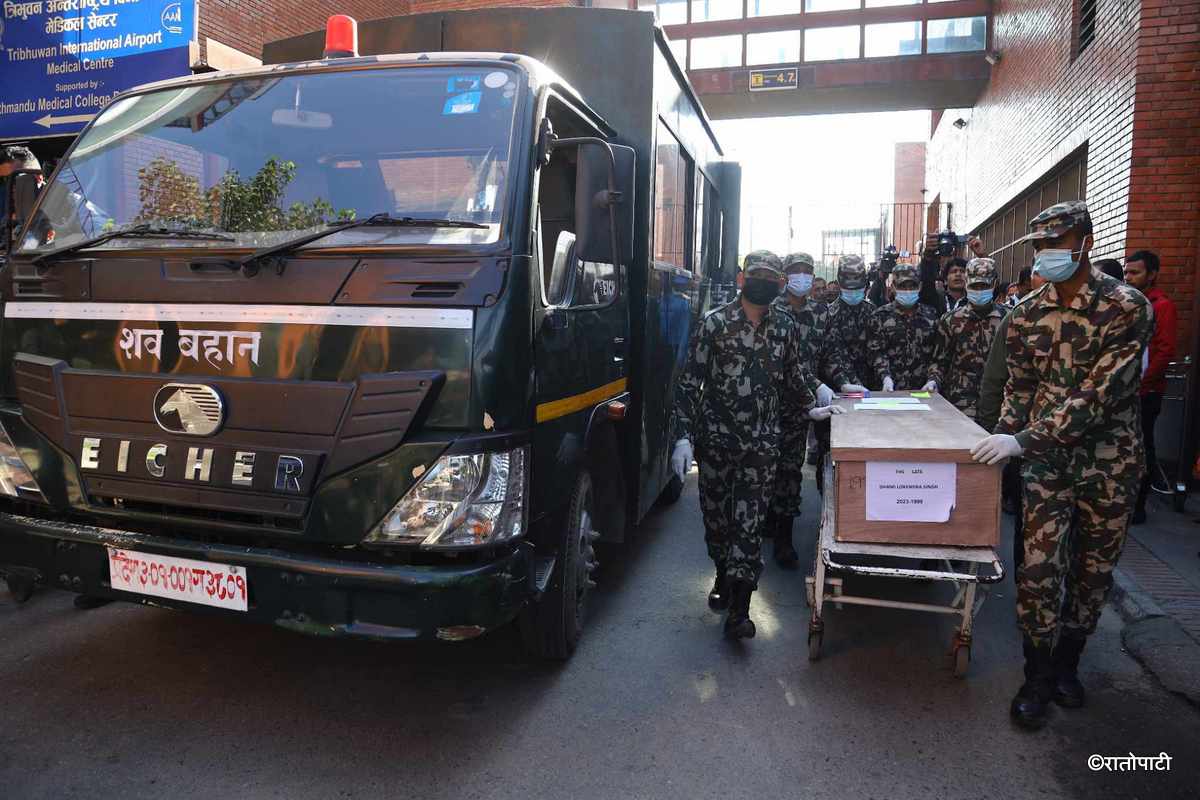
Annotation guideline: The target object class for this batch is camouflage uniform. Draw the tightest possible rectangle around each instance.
[824,255,875,389]
[674,253,818,586]
[769,253,852,519]
[997,204,1153,646]
[866,264,939,390]
[928,258,1006,419]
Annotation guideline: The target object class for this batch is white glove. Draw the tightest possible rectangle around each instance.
[970,434,1023,465]
[922,380,938,393]
[816,383,835,406]
[670,438,694,481]
[808,405,846,422]
[882,376,895,393]
[840,383,868,394]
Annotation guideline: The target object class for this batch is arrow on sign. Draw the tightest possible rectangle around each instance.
[34,113,97,129]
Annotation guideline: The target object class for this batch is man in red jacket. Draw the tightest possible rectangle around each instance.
[1124,250,1177,523]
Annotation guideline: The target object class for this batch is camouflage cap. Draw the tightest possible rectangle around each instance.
[965,257,998,286]
[837,254,868,289]
[890,262,920,286]
[743,249,783,275]
[783,252,816,271]
[1017,201,1092,243]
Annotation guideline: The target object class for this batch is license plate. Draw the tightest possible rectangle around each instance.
[107,548,248,612]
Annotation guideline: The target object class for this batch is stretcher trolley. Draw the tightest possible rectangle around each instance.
[805,463,1005,676]
[805,392,1007,677]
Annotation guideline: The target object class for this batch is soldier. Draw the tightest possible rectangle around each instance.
[866,262,940,391]
[768,253,866,566]
[971,202,1152,730]
[925,257,1006,418]
[824,255,876,392]
[671,251,843,640]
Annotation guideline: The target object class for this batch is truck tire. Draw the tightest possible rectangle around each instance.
[521,470,597,660]
[658,473,684,505]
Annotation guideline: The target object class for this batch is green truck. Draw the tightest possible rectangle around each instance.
[0,7,739,657]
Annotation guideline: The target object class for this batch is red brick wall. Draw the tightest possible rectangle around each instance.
[1125,0,1200,353]
[199,1,410,62]
[407,0,580,10]
[925,0,1141,261]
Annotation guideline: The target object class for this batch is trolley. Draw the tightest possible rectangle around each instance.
[806,463,1006,677]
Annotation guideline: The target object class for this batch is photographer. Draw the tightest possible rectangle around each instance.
[867,246,899,307]
[917,230,987,314]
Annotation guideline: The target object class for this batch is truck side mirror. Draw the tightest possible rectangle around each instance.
[573,141,635,267]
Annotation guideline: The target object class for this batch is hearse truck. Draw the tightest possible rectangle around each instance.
[0,7,739,658]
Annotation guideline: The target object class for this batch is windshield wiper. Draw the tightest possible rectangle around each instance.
[239,213,489,276]
[32,224,236,266]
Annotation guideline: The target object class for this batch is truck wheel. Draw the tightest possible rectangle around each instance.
[521,471,597,660]
[659,473,684,505]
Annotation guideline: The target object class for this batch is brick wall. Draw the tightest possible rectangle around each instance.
[198,1,410,62]
[1125,0,1200,352]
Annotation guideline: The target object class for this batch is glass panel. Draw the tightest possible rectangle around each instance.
[649,0,688,25]
[804,26,860,62]
[653,123,690,268]
[667,36,688,67]
[864,21,922,57]
[865,0,918,6]
[805,0,860,12]
[690,0,742,22]
[746,30,801,65]
[927,17,987,53]
[690,34,744,69]
[748,0,801,15]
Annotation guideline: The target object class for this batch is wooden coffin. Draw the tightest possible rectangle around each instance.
[829,392,1001,547]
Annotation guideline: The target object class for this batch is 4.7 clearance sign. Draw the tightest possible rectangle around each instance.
[749,68,798,92]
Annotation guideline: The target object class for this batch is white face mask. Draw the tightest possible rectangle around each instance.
[786,273,813,297]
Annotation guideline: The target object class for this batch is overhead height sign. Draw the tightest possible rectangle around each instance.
[0,1,197,139]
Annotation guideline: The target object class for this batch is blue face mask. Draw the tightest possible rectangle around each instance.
[967,288,994,306]
[787,273,814,297]
[895,289,920,307]
[1033,248,1082,282]
[840,288,865,306]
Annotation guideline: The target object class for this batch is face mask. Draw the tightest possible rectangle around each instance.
[967,288,994,307]
[840,288,865,306]
[895,289,920,307]
[786,273,813,297]
[742,276,781,306]
[1033,248,1082,283]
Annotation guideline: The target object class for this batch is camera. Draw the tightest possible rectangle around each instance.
[936,230,968,257]
[878,245,899,274]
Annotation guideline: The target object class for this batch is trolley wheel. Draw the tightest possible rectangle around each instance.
[953,644,970,678]
[807,631,823,661]
[6,576,35,604]
[804,578,815,608]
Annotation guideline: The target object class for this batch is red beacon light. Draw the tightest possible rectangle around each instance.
[324,15,359,59]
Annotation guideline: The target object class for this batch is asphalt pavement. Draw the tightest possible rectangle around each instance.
[2,470,1198,800]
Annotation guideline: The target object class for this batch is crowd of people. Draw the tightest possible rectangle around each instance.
[670,200,1178,730]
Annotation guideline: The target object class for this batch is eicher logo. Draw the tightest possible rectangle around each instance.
[161,3,184,35]
[154,384,224,436]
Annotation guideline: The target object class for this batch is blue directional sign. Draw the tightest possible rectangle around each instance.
[0,0,196,139]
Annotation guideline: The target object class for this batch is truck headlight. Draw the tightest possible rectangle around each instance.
[0,421,43,499]
[365,446,527,549]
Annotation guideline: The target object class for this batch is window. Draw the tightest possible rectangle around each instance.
[805,26,860,61]
[690,35,743,69]
[1077,0,1098,56]
[927,17,987,54]
[864,21,922,57]
[747,30,801,65]
[805,0,860,12]
[667,36,688,67]
[653,122,690,269]
[691,0,742,22]
[748,0,800,15]
[865,0,918,6]
[694,170,707,274]
[640,0,687,25]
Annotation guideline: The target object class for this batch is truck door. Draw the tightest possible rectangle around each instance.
[530,124,629,531]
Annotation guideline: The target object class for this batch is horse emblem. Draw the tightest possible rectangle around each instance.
[153,384,224,436]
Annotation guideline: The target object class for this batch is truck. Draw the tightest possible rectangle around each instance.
[0,7,739,658]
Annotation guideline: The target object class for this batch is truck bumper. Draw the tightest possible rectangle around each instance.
[0,511,535,641]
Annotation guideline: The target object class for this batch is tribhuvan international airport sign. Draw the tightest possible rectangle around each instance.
[0,1,196,139]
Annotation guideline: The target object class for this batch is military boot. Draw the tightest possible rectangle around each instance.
[1052,633,1087,708]
[723,580,757,640]
[774,516,799,568]
[1010,638,1055,730]
[708,562,730,611]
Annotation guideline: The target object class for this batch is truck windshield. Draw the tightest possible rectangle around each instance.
[18,66,523,254]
